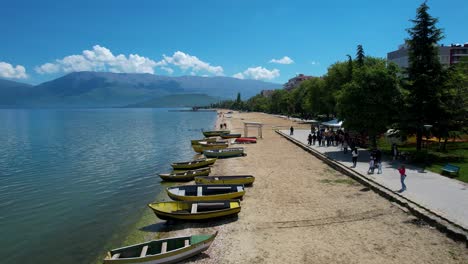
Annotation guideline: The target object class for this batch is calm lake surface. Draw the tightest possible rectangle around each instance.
[0,108,216,264]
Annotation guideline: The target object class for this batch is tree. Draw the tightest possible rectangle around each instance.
[356,45,365,67]
[405,1,444,151]
[346,54,353,82]
[336,58,401,147]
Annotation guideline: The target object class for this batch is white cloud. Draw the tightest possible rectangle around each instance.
[160,66,174,74]
[232,72,245,79]
[236,66,280,80]
[311,61,320,65]
[35,45,164,74]
[0,62,28,79]
[269,56,294,64]
[162,51,224,76]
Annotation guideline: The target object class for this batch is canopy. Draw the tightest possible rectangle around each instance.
[321,119,343,128]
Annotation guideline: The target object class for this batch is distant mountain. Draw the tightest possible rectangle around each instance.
[0,79,34,107]
[125,94,223,108]
[0,72,281,108]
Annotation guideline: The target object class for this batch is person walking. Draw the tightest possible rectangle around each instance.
[375,148,382,174]
[391,144,399,161]
[312,133,317,145]
[397,165,407,192]
[343,140,349,154]
[290,126,294,135]
[368,155,375,174]
[351,147,358,168]
[307,133,312,146]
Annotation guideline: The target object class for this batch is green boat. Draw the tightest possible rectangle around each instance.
[220,133,242,139]
[103,232,217,263]
[171,158,217,170]
[159,168,211,182]
[202,130,230,137]
[203,148,244,158]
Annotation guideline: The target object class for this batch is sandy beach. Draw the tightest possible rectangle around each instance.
[147,111,468,263]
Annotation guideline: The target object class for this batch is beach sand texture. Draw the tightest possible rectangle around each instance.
[152,111,468,264]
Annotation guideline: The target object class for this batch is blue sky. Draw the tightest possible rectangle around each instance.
[1,0,467,84]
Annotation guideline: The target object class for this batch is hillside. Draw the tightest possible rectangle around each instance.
[0,72,281,108]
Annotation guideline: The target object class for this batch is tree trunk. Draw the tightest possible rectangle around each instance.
[442,137,448,151]
[416,128,423,151]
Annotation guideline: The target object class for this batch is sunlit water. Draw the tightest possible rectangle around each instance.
[0,108,216,264]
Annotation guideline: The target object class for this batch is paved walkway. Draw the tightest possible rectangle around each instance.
[281,129,468,231]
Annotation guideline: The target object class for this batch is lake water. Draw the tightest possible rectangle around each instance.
[0,108,216,264]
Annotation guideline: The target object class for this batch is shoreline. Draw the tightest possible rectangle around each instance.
[98,110,467,263]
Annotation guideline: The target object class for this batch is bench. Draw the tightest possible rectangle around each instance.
[184,239,190,247]
[197,186,203,196]
[161,242,168,254]
[442,164,460,176]
[111,253,121,259]
[140,245,149,257]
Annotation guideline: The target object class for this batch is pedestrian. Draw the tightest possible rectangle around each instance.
[220,123,223,129]
[375,148,382,174]
[307,133,312,146]
[368,155,375,174]
[397,165,407,192]
[351,147,358,168]
[343,140,349,154]
[312,133,317,145]
[224,123,227,129]
[317,134,322,146]
[290,126,294,135]
[391,144,399,161]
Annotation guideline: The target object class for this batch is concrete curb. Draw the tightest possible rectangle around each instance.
[276,130,468,245]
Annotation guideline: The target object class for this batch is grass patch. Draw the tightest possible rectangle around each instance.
[320,178,359,186]
[377,138,468,183]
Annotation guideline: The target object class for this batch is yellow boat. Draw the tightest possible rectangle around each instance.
[194,175,255,185]
[191,138,218,145]
[171,158,217,170]
[148,200,241,221]
[192,142,228,153]
[159,168,211,182]
[166,184,245,201]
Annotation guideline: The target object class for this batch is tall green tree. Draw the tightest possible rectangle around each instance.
[336,58,401,147]
[405,1,444,151]
[356,45,365,67]
[346,54,353,81]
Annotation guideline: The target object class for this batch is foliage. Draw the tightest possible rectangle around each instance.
[336,57,402,147]
[404,2,444,151]
[356,45,365,67]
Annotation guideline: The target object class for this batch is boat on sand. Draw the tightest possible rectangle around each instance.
[166,184,245,201]
[148,200,241,220]
[203,148,244,158]
[159,168,211,182]
[171,158,217,170]
[195,175,255,185]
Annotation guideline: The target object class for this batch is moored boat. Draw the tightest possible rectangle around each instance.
[220,133,242,139]
[202,130,230,137]
[195,175,255,185]
[159,168,211,182]
[171,158,217,170]
[235,137,257,143]
[203,148,244,158]
[167,184,245,201]
[192,142,228,153]
[148,200,241,220]
[191,138,218,145]
[103,232,218,264]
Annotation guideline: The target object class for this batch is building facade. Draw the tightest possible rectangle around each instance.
[283,74,314,91]
[387,43,468,69]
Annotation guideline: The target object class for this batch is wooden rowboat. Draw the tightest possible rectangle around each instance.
[159,168,211,182]
[191,138,218,145]
[235,137,257,143]
[192,142,228,153]
[203,148,244,158]
[202,130,230,137]
[195,175,255,185]
[103,232,218,264]
[148,200,241,221]
[167,184,245,201]
[220,133,242,139]
[171,158,217,170]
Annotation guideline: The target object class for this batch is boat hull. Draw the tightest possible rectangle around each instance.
[192,144,228,153]
[148,200,241,221]
[235,137,257,143]
[202,130,230,137]
[203,148,244,158]
[104,233,217,264]
[159,168,211,182]
[220,133,241,139]
[167,185,245,201]
[195,175,255,185]
[171,158,216,170]
[190,138,217,145]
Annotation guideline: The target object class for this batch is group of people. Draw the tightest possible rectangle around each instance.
[306,128,350,148]
[220,123,228,129]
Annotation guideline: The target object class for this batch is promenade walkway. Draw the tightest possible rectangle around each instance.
[280,129,468,232]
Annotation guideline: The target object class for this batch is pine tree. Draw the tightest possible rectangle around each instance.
[356,45,365,67]
[405,1,444,151]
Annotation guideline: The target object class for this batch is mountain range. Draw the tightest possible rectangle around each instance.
[0,72,281,108]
